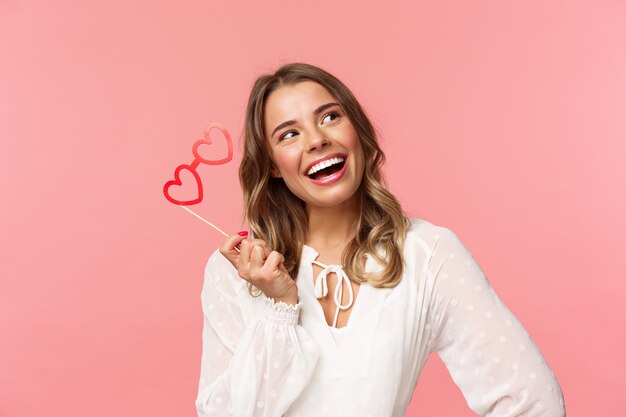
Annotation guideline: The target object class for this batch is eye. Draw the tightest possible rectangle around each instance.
[322,111,340,124]
[279,129,298,141]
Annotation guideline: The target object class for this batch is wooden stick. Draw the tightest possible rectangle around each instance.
[179,206,229,236]
[178,206,240,252]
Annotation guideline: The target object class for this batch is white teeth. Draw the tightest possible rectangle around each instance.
[306,157,345,176]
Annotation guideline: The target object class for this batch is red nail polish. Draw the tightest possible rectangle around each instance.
[238,231,248,236]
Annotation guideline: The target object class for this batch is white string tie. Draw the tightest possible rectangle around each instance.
[312,260,354,328]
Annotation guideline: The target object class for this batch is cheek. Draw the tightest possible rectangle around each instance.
[346,132,364,165]
[342,126,361,153]
[273,148,301,174]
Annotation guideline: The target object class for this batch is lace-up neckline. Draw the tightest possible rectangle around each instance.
[310,258,354,328]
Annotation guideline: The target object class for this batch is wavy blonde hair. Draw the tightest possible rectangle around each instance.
[240,62,410,292]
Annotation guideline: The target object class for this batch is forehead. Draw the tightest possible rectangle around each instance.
[263,81,335,131]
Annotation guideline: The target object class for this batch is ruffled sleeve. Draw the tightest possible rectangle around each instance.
[427,227,566,417]
[195,250,320,417]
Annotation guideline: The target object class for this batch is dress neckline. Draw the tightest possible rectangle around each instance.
[302,243,371,262]
[306,247,355,329]
[328,325,348,333]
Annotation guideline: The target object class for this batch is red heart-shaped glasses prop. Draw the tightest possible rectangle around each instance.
[192,123,233,165]
[163,164,203,206]
[163,122,234,206]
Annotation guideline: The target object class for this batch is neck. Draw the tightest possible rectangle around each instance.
[305,197,359,251]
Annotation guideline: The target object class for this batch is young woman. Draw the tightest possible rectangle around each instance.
[195,63,565,417]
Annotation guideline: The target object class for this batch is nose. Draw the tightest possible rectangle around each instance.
[306,128,330,152]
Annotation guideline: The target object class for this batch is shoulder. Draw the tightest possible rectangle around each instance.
[403,219,488,298]
[403,217,463,257]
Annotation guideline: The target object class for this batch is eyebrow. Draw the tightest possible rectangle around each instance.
[270,102,341,138]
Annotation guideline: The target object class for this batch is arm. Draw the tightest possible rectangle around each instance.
[428,228,566,417]
[195,251,319,417]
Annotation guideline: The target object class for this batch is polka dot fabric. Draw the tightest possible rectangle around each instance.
[195,218,565,417]
[195,254,319,417]
[428,227,565,416]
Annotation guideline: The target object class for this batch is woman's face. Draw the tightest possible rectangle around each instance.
[263,81,365,210]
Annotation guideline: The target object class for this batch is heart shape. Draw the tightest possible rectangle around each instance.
[163,164,203,205]
[192,122,233,165]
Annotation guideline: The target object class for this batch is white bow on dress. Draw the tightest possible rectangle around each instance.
[312,260,354,328]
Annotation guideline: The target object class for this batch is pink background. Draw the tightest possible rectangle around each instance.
[1,1,625,416]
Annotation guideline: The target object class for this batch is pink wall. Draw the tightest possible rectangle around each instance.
[1,1,624,415]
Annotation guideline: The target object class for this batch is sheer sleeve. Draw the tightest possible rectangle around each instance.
[195,250,320,417]
[428,227,566,417]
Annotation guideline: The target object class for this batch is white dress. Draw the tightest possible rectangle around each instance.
[195,218,565,417]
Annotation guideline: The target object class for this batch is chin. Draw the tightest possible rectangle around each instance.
[307,187,360,209]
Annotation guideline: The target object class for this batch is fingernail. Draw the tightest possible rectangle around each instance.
[238,231,248,236]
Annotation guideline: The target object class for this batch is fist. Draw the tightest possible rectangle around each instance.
[219,232,298,304]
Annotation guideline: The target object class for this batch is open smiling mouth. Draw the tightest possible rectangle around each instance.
[306,157,346,180]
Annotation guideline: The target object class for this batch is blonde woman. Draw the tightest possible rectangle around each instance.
[195,63,565,417]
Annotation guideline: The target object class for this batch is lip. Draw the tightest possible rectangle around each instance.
[303,152,347,176]
[306,157,348,186]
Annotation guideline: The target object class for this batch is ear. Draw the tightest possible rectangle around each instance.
[270,166,282,178]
